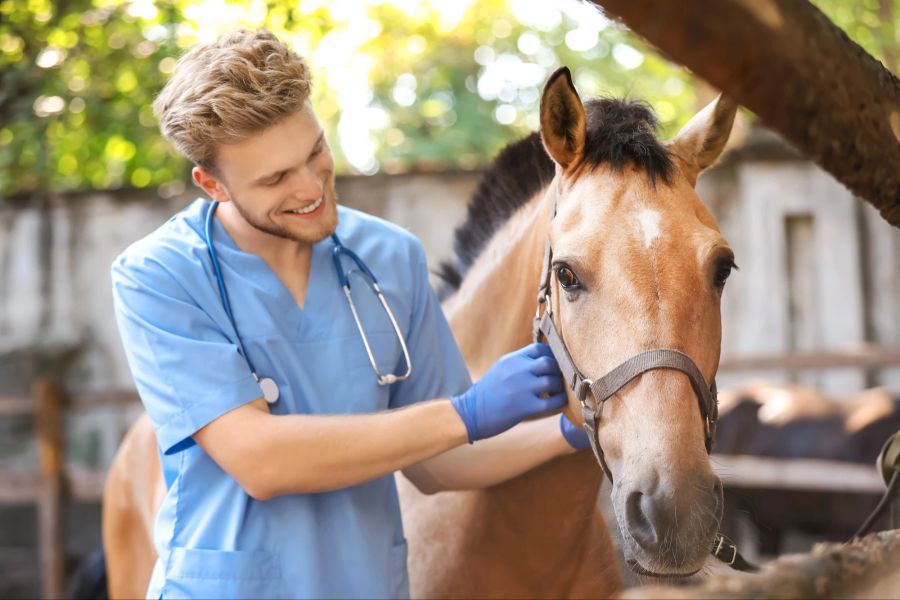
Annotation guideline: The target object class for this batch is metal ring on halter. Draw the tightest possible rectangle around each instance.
[536,293,552,318]
[534,297,545,321]
[577,379,593,406]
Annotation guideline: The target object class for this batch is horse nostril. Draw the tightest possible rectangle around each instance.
[625,491,660,551]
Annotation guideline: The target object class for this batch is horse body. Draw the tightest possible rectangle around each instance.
[715,382,900,463]
[102,412,162,600]
[714,383,900,549]
[398,454,614,598]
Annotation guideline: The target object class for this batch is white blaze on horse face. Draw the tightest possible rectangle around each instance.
[635,209,662,248]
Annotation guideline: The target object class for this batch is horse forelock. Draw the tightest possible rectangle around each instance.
[437,97,672,300]
[581,98,674,185]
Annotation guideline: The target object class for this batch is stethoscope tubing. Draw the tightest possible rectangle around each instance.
[203,200,411,392]
[332,236,377,287]
[205,200,248,368]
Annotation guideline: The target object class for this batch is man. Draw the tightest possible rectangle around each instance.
[111,28,589,599]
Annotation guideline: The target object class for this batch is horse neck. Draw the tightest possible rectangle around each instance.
[442,190,548,378]
[442,186,607,559]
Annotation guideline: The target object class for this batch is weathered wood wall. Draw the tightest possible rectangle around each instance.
[699,129,900,394]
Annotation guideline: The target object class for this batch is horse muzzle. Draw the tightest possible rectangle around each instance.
[614,471,724,576]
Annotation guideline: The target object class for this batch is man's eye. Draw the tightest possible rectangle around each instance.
[309,145,324,159]
[266,173,285,186]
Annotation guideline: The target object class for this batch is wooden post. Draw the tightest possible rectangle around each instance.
[34,380,66,599]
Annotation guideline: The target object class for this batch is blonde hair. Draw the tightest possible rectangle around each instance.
[153,28,312,170]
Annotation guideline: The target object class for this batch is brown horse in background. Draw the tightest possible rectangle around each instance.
[103,68,738,598]
[714,382,900,552]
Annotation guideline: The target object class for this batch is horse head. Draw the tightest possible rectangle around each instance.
[538,67,737,576]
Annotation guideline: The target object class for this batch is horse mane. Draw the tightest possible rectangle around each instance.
[435,97,673,298]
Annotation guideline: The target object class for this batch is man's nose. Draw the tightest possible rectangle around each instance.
[292,164,324,199]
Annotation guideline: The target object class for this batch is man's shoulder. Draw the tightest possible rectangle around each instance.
[336,205,425,261]
[111,198,208,282]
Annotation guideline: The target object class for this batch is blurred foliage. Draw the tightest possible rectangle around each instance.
[815,0,898,68]
[1,0,187,196]
[0,0,897,198]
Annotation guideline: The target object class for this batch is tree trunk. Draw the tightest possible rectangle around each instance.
[619,530,900,599]
[590,0,900,228]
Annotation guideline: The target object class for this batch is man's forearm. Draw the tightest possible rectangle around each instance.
[402,414,573,493]
[194,398,469,499]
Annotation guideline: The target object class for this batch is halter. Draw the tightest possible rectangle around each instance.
[531,185,719,483]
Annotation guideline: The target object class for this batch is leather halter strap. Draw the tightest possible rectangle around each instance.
[531,186,719,483]
[535,311,718,482]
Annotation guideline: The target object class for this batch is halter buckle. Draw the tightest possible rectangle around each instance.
[712,534,738,566]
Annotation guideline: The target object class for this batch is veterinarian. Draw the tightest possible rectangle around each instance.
[111,28,590,599]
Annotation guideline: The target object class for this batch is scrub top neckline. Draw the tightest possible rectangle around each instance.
[206,202,334,317]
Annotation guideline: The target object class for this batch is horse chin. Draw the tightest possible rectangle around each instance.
[622,543,707,580]
[625,557,701,579]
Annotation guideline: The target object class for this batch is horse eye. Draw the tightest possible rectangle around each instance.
[555,265,581,290]
[714,259,737,288]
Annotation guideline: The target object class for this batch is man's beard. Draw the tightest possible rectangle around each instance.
[228,178,340,244]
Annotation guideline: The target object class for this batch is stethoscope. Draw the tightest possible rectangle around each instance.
[203,200,412,404]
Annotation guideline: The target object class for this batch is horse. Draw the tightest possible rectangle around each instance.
[713,382,900,552]
[715,382,900,463]
[101,67,738,598]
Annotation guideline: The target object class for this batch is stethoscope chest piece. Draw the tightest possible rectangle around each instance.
[255,374,280,404]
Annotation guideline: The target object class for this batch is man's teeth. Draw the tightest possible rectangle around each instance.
[286,197,323,214]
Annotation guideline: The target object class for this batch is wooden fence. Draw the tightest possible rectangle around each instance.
[0,384,136,599]
[719,343,900,373]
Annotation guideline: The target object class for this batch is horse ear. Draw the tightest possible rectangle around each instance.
[667,94,738,185]
[540,67,586,171]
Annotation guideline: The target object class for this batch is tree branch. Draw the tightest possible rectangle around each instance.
[590,0,900,228]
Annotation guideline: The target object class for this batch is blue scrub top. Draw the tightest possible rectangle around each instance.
[111,199,472,599]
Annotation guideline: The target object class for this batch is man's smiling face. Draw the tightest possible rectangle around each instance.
[198,103,340,245]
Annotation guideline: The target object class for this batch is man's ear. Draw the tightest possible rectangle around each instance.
[192,166,229,202]
[539,67,586,172]
[666,94,738,186]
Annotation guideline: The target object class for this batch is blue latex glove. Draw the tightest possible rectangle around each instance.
[560,413,591,451]
[451,343,566,443]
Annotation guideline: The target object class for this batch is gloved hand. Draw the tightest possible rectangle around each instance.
[451,343,566,443]
[560,413,591,451]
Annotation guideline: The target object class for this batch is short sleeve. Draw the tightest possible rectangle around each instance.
[111,254,264,455]
[388,244,472,409]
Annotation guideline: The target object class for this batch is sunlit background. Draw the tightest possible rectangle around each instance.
[1,3,899,598]
[1,0,895,197]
